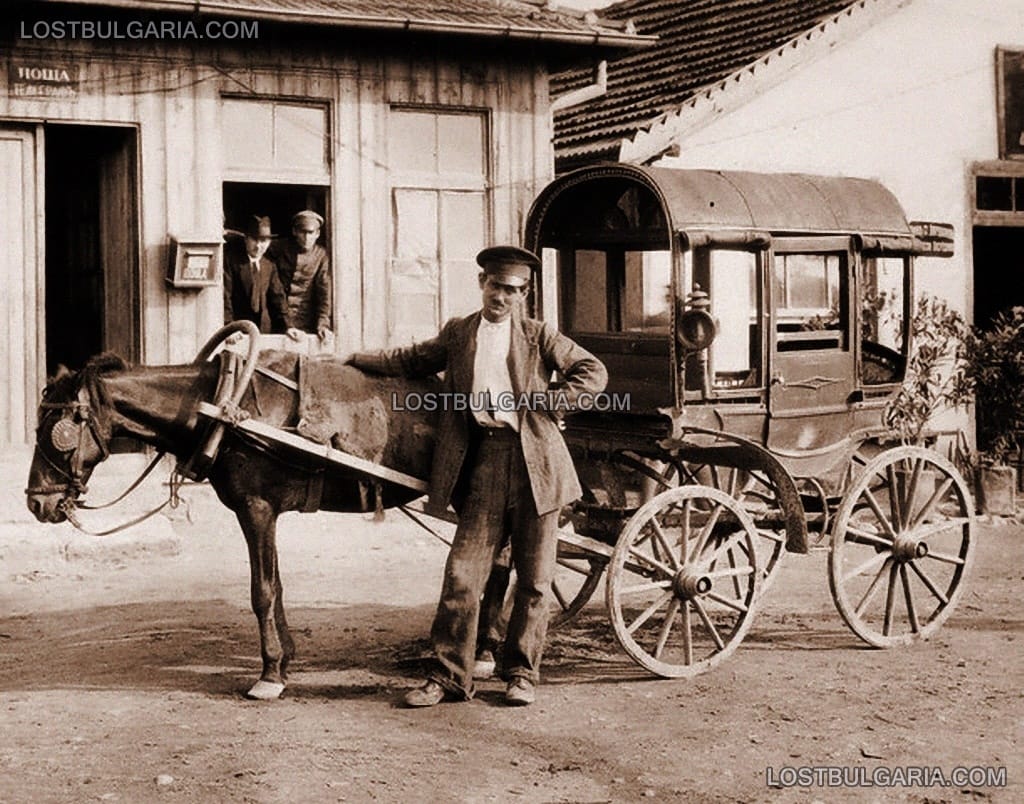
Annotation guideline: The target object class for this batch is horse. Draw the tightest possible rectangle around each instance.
[25,327,439,700]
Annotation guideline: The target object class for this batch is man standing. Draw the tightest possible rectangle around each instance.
[347,245,607,707]
[275,209,333,344]
[223,215,288,334]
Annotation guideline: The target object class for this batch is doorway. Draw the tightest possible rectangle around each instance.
[44,124,139,374]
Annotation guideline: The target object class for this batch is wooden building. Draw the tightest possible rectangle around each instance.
[0,0,649,445]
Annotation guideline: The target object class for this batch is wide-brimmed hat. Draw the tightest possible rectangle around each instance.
[243,215,276,239]
[476,245,540,287]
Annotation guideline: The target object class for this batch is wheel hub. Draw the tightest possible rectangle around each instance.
[672,566,712,599]
[891,534,928,562]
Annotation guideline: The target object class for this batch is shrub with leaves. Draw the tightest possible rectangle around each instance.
[884,294,972,444]
[963,306,1024,464]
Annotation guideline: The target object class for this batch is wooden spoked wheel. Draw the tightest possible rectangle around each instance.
[678,462,787,594]
[828,446,975,648]
[550,540,607,629]
[607,485,761,677]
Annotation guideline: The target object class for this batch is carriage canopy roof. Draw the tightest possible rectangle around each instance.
[525,163,927,253]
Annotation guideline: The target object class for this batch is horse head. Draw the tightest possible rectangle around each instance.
[26,354,126,523]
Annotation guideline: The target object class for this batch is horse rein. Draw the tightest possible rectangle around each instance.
[27,387,180,536]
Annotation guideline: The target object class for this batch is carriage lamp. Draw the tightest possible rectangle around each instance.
[167,236,222,288]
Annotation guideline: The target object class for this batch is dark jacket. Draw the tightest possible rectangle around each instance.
[223,253,288,334]
[275,242,332,333]
[350,308,608,515]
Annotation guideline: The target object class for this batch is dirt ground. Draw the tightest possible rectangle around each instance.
[1,456,1021,804]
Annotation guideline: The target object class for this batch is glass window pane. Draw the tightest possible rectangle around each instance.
[223,99,273,169]
[622,251,671,333]
[709,250,758,382]
[976,176,1013,210]
[390,111,437,173]
[788,254,829,309]
[573,250,608,331]
[274,104,327,172]
[442,192,486,318]
[438,114,484,178]
[774,252,845,350]
[861,256,906,384]
[393,189,438,262]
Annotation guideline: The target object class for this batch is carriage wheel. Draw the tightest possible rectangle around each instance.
[828,446,974,648]
[607,485,760,677]
[550,543,606,628]
[677,462,787,593]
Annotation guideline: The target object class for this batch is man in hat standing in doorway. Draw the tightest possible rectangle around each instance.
[276,209,333,344]
[223,215,288,334]
[347,245,607,707]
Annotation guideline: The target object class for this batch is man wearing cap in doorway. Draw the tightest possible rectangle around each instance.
[347,245,607,707]
[275,210,333,344]
[223,215,288,334]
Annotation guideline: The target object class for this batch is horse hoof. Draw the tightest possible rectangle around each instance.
[246,680,285,700]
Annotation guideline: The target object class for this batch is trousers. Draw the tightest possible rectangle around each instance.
[427,427,558,698]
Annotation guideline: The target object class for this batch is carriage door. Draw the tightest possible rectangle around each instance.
[767,237,856,449]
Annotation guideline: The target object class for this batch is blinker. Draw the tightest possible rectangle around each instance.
[51,417,81,452]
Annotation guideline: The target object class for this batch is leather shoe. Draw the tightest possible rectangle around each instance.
[473,650,497,680]
[403,680,446,708]
[505,678,535,706]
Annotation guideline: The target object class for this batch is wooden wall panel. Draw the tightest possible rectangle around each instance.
[0,128,40,445]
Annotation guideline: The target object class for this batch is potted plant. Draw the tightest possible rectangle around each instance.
[883,294,972,445]
[962,306,1024,515]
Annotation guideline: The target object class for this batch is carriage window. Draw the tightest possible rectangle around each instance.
[567,249,671,334]
[623,251,672,333]
[773,252,846,350]
[861,256,908,384]
[572,250,608,331]
[685,248,760,389]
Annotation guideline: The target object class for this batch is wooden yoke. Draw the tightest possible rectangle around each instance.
[180,321,262,480]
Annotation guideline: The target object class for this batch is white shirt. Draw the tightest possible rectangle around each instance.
[472,316,518,430]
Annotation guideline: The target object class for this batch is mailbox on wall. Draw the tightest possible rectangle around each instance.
[167,236,222,288]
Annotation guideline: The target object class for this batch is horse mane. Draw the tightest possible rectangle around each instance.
[78,353,129,409]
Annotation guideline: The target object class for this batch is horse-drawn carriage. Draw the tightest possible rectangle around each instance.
[26,165,974,696]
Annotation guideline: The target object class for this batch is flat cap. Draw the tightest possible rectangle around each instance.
[476,245,539,287]
[292,210,324,229]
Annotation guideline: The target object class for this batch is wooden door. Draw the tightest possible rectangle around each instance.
[0,126,43,445]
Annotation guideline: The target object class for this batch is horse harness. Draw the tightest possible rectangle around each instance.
[27,383,175,535]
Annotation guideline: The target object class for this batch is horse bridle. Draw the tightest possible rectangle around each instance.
[26,386,110,505]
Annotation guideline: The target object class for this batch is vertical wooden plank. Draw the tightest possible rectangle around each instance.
[31,124,46,430]
[359,59,389,347]
[136,58,170,365]
[192,74,223,350]
[335,64,364,351]
[163,64,194,363]
[488,59,513,247]
[0,134,21,442]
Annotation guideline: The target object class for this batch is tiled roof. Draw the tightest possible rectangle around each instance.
[553,0,859,163]
[46,0,654,47]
